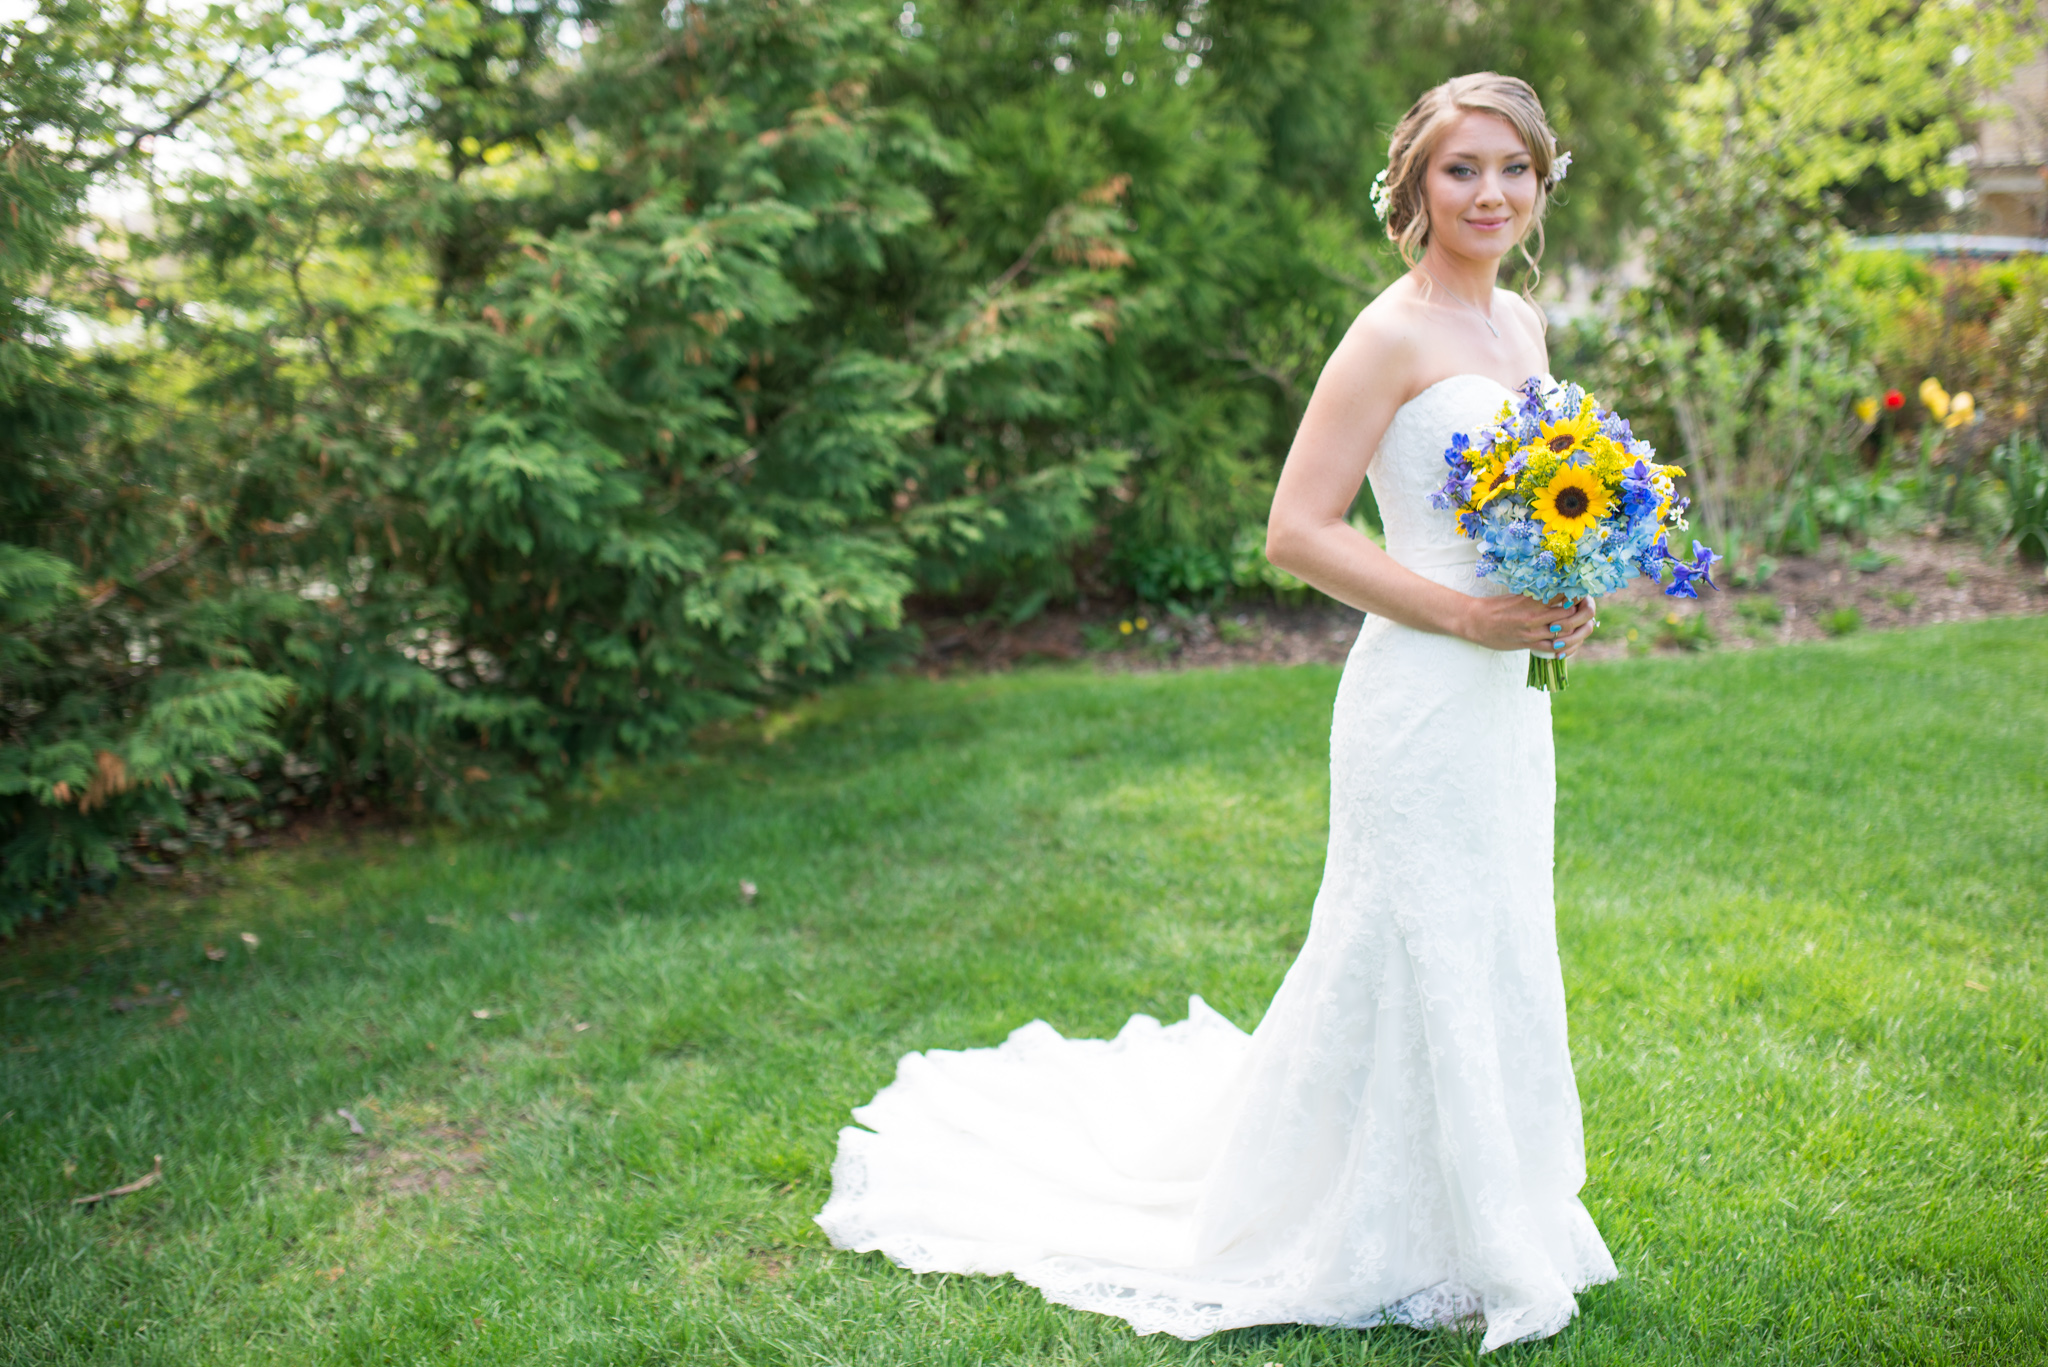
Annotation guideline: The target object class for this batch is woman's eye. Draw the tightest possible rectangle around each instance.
[1507,163,1529,175]
[1448,165,1475,178]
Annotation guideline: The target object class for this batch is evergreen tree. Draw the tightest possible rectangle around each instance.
[3,0,1671,921]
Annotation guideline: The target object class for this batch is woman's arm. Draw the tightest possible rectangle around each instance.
[1264,309,1594,655]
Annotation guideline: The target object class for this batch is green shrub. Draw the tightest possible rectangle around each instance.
[1655,609,1717,652]
[1123,544,1230,608]
[1988,262,2048,418]
[1214,615,1259,646]
[1990,431,2048,564]
[1769,462,1911,554]
[1729,554,1779,589]
[6,0,1132,925]
[0,0,1690,924]
[0,6,333,932]
[1078,623,1124,653]
[1822,607,1864,636]
[1838,252,2034,420]
[1737,596,1786,627]
[1226,525,1313,605]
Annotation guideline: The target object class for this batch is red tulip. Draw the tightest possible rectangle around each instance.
[1883,389,1905,410]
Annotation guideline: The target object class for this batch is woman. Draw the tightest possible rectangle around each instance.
[817,73,1617,1353]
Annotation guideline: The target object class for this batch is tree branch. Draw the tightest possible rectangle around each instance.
[87,536,210,608]
[1313,262,1381,297]
[286,226,349,390]
[86,57,251,175]
[1205,345,1304,409]
[84,35,354,176]
[983,221,1054,300]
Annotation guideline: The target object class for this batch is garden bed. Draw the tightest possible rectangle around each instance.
[912,535,2048,673]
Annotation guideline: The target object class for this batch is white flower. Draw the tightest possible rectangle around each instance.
[1547,150,1572,188]
[1370,168,1392,222]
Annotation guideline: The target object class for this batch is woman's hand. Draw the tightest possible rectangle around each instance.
[1459,594,1597,658]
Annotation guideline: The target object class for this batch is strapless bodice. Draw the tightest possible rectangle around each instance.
[1369,374,1536,587]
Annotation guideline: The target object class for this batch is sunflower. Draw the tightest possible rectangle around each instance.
[1536,403,1602,460]
[1468,453,1519,511]
[1532,464,1611,538]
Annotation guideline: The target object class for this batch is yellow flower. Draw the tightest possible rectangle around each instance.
[1945,391,1977,428]
[1920,377,1951,420]
[1531,464,1611,539]
[1468,454,1518,511]
[1535,403,1601,460]
[1134,616,1149,631]
[2016,401,2034,422]
[1119,620,1133,634]
[1854,396,1879,425]
[1579,434,1627,484]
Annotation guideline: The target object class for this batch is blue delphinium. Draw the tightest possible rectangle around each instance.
[1664,543,1721,598]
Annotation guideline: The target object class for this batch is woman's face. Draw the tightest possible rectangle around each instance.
[1420,110,1539,263]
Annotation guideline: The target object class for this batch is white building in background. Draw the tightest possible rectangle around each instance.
[1965,43,2048,237]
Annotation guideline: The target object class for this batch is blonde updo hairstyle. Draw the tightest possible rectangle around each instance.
[1379,72,1562,288]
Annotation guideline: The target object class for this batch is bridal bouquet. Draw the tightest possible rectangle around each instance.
[1430,377,1718,692]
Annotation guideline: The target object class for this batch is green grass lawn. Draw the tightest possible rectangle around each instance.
[3,617,2045,1366]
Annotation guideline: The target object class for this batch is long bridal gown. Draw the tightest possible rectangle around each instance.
[816,373,1619,1352]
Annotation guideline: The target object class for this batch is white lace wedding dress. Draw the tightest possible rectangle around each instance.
[816,374,1618,1352]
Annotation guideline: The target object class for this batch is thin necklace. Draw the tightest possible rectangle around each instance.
[1421,265,1498,339]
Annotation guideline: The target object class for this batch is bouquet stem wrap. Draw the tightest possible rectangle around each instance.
[1528,653,1569,692]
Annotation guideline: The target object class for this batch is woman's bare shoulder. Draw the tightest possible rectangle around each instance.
[1323,287,1426,398]
[1496,288,1550,341]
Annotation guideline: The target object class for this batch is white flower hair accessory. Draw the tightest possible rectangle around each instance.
[1371,167,1393,222]
[1546,149,1572,190]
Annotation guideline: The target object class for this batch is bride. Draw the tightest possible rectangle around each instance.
[816,72,1618,1353]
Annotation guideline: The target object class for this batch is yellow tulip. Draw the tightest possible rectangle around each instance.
[1854,397,1879,425]
[1919,377,1950,420]
[1945,391,1977,429]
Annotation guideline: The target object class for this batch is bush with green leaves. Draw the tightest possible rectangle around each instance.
[6,0,1139,927]
[0,0,351,929]
[1991,264,2048,419]
[878,0,1668,589]
[0,0,1736,927]
[1579,298,1884,561]
[1566,0,2018,572]
[1991,432,2048,566]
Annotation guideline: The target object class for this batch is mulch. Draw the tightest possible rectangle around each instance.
[909,533,2048,675]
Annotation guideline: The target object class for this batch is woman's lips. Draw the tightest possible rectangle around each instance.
[1466,217,1510,230]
